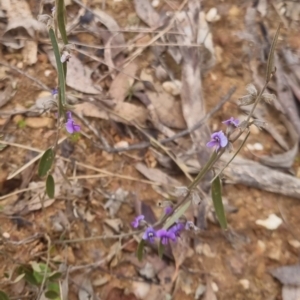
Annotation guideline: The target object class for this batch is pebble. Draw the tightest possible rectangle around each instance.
[206,7,220,22]
[211,282,219,293]
[202,243,216,258]
[44,70,52,77]
[239,279,250,290]
[288,239,300,249]
[2,232,10,239]
[248,143,264,151]
[162,80,182,96]
[255,214,283,230]
[152,0,160,7]
[25,117,55,129]
[194,284,206,299]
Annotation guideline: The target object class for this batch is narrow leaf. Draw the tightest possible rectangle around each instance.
[266,24,281,82]
[0,291,9,300]
[163,200,191,230]
[38,148,54,177]
[46,174,55,199]
[211,176,227,229]
[137,240,145,262]
[48,271,62,281]
[158,242,164,259]
[56,0,68,45]
[49,28,66,107]
[44,290,60,299]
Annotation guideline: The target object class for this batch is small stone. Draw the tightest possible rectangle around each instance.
[155,65,168,82]
[2,232,10,239]
[250,124,260,135]
[211,282,219,293]
[202,244,216,258]
[255,214,282,230]
[162,80,182,96]
[25,117,55,129]
[44,70,52,77]
[66,247,75,264]
[239,279,250,290]
[114,140,129,149]
[257,240,266,254]
[206,7,220,22]
[267,247,281,261]
[253,143,263,151]
[288,239,300,249]
[194,284,206,299]
[152,0,160,8]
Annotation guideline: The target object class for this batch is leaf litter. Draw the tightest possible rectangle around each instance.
[2,0,300,299]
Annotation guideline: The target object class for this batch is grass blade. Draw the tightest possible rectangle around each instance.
[56,0,68,45]
[49,28,66,108]
[137,240,145,261]
[266,24,281,82]
[158,242,164,259]
[211,176,227,229]
[163,200,190,230]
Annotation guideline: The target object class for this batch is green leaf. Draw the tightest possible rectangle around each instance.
[158,242,164,259]
[49,28,66,107]
[56,0,68,45]
[48,271,62,281]
[0,291,10,300]
[137,240,145,262]
[38,148,54,177]
[163,200,191,230]
[211,176,227,230]
[46,174,55,199]
[44,290,60,299]
[266,24,281,82]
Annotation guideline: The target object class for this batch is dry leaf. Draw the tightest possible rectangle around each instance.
[0,81,16,108]
[133,0,164,28]
[1,0,46,49]
[135,162,181,186]
[109,62,138,102]
[270,264,300,286]
[282,286,300,300]
[93,9,125,58]
[74,101,148,125]
[46,50,101,94]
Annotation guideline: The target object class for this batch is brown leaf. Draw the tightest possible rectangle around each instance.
[109,62,138,102]
[46,50,101,94]
[2,0,46,49]
[269,264,300,286]
[282,286,300,300]
[133,0,164,28]
[135,162,181,186]
[93,9,125,58]
[74,101,148,125]
[0,81,15,108]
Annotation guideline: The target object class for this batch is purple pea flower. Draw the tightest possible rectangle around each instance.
[169,222,184,238]
[206,131,228,151]
[164,206,173,215]
[131,215,145,228]
[222,117,239,127]
[51,88,58,96]
[65,111,80,134]
[156,229,176,245]
[142,227,157,243]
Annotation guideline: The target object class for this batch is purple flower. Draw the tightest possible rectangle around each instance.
[65,111,80,134]
[51,88,58,96]
[164,206,173,215]
[222,117,239,127]
[156,229,176,245]
[169,222,184,237]
[131,215,145,228]
[206,131,228,151]
[142,227,157,243]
